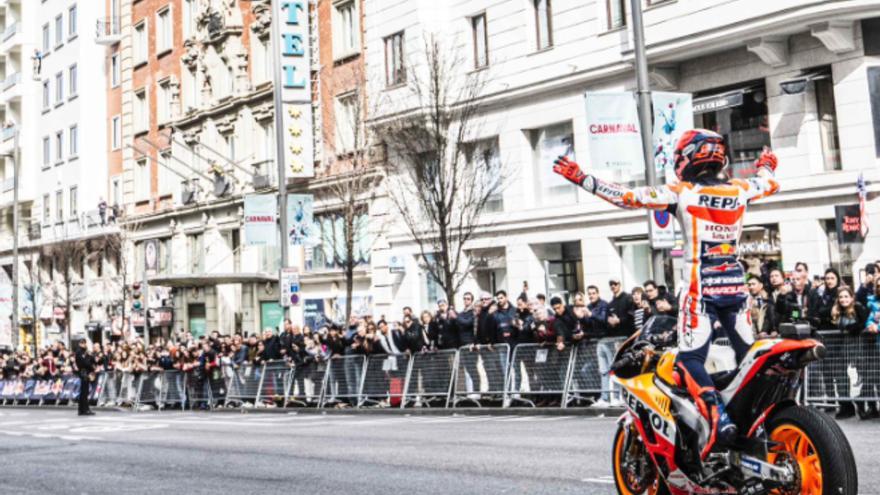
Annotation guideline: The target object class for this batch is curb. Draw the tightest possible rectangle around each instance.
[2,404,626,417]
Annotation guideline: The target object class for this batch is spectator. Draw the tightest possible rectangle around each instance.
[606,279,635,338]
[861,280,880,419]
[747,276,776,339]
[456,292,477,348]
[536,293,553,318]
[831,286,868,419]
[631,287,648,333]
[98,198,108,226]
[492,290,517,349]
[551,297,580,352]
[810,268,841,330]
[376,319,405,355]
[430,300,458,351]
[644,280,676,318]
[856,263,876,307]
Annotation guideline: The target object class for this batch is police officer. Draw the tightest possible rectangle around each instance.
[74,338,96,416]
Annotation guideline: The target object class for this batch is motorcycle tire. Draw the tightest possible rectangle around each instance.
[611,424,670,495]
[766,405,858,495]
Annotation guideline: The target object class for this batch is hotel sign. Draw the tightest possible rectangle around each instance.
[274,0,314,178]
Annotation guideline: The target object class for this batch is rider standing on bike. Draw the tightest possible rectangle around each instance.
[553,129,779,445]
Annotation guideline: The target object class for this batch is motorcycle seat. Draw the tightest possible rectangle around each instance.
[710,369,737,391]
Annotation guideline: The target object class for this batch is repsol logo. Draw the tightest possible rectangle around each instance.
[621,388,673,440]
[697,195,740,209]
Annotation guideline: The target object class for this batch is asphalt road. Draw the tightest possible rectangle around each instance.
[0,409,876,494]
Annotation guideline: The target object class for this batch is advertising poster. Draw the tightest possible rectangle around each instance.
[584,92,646,184]
[286,194,314,247]
[244,194,278,246]
[652,91,694,183]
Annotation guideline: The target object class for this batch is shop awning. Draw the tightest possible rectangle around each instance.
[693,90,745,114]
[147,272,277,288]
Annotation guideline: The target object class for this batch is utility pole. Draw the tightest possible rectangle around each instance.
[630,0,666,285]
[10,131,24,354]
[270,0,290,320]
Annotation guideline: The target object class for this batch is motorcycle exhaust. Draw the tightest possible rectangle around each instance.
[798,344,826,366]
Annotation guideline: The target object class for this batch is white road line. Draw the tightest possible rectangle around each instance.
[581,476,615,484]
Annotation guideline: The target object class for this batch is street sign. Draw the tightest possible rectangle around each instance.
[279,267,301,307]
[650,209,676,249]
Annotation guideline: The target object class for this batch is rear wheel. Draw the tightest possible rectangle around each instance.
[766,406,858,495]
[612,424,669,495]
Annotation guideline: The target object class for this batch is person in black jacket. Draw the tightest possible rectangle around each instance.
[430,300,459,351]
[456,293,477,347]
[831,286,869,419]
[855,263,876,307]
[74,338,95,416]
[606,279,635,339]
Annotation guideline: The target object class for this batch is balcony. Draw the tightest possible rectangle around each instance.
[95,17,121,45]
[0,71,20,103]
[1,124,15,141]
[1,22,20,51]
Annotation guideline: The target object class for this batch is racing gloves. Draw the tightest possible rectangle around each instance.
[754,148,778,172]
[553,156,587,186]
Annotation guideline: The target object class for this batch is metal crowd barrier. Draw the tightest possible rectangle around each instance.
[225,363,262,407]
[563,341,604,408]
[285,359,327,407]
[256,360,292,407]
[452,344,510,407]
[321,355,365,408]
[402,349,457,408]
[506,344,573,407]
[805,330,880,405]
[133,371,187,410]
[358,353,410,408]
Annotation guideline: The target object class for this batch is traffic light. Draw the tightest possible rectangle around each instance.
[132,283,142,310]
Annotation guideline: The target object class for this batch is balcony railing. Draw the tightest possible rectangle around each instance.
[2,22,18,42]
[95,17,121,45]
[2,72,20,92]
[2,125,16,141]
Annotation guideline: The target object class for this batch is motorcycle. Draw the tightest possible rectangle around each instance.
[610,316,857,494]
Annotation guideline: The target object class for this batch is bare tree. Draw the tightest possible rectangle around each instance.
[318,66,383,323]
[379,35,507,303]
[44,240,88,345]
[103,219,142,342]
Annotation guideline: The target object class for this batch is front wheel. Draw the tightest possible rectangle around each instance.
[766,406,858,495]
[612,423,669,495]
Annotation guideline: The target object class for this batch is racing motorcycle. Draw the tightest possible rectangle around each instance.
[610,316,857,495]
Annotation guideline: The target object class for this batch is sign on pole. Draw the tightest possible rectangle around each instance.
[274,0,314,179]
[650,210,676,249]
[584,92,646,184]
[280,267,301,308]
[651,91,693,183]
[244,194,278,246]
[835,204,865,244]
[286,193,314,246]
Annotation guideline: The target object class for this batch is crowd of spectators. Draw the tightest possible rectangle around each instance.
[1,259,879,415]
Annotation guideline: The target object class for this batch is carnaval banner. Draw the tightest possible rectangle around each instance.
[244,194,278,246]
[584,92,646,184]
[652,92,694,183]
[286,194,314,247]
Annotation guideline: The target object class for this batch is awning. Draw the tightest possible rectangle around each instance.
[779,69,831,95]
[147,272,277,288]
[693,90,745,115]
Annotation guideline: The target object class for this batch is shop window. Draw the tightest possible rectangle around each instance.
[531,122,576,206]
[738,224,782,276]
[464,137,503,213]
[694,81,770,179]
[308,212,371,271]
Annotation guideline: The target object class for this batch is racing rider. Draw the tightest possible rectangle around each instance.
[553,129,779,447]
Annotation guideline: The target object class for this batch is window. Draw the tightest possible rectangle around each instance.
[869,67,880,158]
[159,150,173,196]
[532,122,576,205]
[384,32,405,86]
[224,133,236,161]
[42,24,50,53]
[55,15,64,47]
[157,8,172,53]
[189,233,205,273]
[135,158,150,201]
[333,0,359,59]
[534,0,553,50]
[814,75,841,171]
[183,0,197,39]
[112,177,122,206]
[134,89,148,132]
[43,194,51,224]
[472,14,488,68]
[42,80,50,109]
[227,65,235,96]
[69,125,78,157]
[111,54,120,87]
[257,121,274,167]
[69,186,78,218]
[68,64,77,98]
[184,66,199,110]
[335,93,358,153]
[158,79,171,123]
[607,0,626,30]
[465,138,503,213]
[42,137,50,168]
[694,82,770,179]
[134,22,147,64]
[253,36,272,84]
[111,116,121,150]
[56,190,63,223]
[55,131,64,163]
[55,72,64,104]
[68,5,78,39]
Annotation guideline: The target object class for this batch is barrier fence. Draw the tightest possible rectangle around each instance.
[4,336,875,411]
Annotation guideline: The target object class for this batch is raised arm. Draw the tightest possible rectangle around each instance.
[733,149,780,203]
[553,156,678,210]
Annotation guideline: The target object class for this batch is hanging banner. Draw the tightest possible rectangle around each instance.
[144,239,159,275]
[584,92,646,184]
[835,204,864,245]
[274,0,314,178]
[244,194,278,246]
[286,194,314,246]
[652,92,694,183]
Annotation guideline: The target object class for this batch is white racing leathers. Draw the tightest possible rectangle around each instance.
[581,172,780,387]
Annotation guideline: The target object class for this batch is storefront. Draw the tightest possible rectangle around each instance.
[259,301,284,333]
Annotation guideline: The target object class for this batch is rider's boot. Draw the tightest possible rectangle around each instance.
[700,389,737,446]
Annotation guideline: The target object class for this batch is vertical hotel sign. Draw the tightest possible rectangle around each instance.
[274,1,314,178]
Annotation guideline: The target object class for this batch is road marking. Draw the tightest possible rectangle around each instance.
[582,476,615,484]
[0,429,98,441]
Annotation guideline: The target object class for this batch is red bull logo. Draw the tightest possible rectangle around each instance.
[705,243,736,257]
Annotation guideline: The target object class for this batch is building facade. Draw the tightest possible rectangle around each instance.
[364,0,880,314]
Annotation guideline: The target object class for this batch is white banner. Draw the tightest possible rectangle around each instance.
[286,193,315,247]
[652,92,694,183]
[244,194,278,246]
[275,0,314,179]
[584,92,646,184]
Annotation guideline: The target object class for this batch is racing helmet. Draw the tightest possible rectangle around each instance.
[673,129,728,181]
